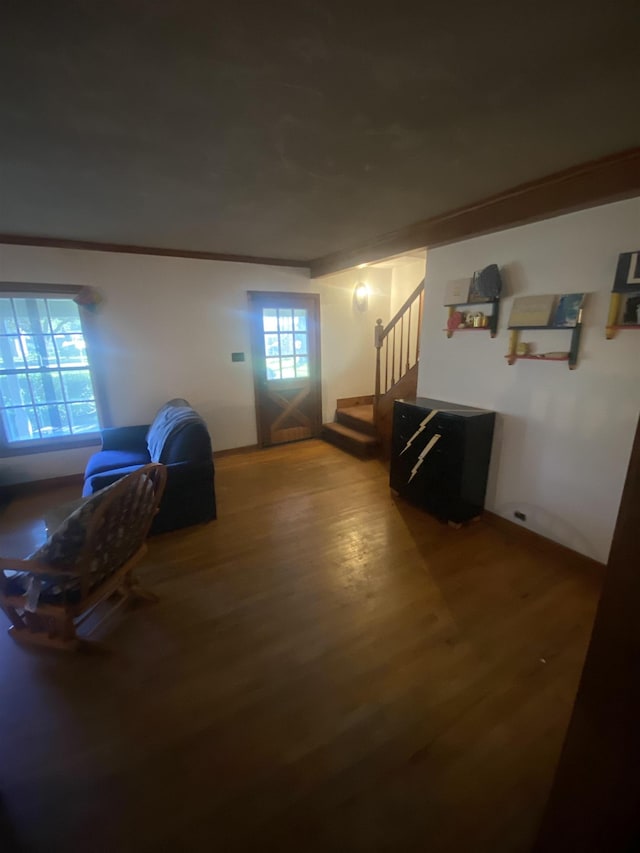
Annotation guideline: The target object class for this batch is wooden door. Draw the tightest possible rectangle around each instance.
[249,292,322,447]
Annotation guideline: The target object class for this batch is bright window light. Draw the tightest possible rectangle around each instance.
[0,295,100,450]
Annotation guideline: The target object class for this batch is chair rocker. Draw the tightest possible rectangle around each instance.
[0,463,166,651]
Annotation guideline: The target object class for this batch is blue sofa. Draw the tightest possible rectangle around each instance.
[82,399,216,533]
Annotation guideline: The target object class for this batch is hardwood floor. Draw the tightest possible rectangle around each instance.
[0,440,602,852]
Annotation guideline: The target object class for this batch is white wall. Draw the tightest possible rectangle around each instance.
[389,257,426,318]
[0,245,391,484]
[318,267,392,400]
[417,197,640,564]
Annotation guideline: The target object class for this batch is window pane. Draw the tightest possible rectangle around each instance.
[0,337,26,369]
[4,407,39,442]
[20,336,41,367]
[48,299,82,333]
[280,333,293,356]
[68,402,99,434]
[0,296,100,447]
[36,404,70,437]
[55,334,88,366]
[0,300,17,333]
[61,369,94,402]
[281,357,295,378]
[262,309,278,332]
[266,358,281,380]
[294,333,307,354]
[0,374,32,407]
[264,333,280,357]
[22,335,58,368]
[293,309,307,331]
[29,372,64,404]
[13,298,51,334]
[295,357,309,377]
[278,310,293,331]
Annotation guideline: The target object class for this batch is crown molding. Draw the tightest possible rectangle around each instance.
[310,148,640,278]
[0,235,310,270]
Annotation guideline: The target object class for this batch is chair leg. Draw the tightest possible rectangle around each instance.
[122,572,159,604]
[0,602,26,631]
[129,584,159,604]
[7,610,79,651]
[60,613,78,644]
[8,624,80,651]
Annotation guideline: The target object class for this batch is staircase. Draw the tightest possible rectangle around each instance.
[321,397,379,458]
[322,278,425,459]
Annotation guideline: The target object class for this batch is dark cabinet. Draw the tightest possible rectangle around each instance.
[390,398,496,523]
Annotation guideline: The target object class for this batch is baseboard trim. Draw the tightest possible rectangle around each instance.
[213,444,259,459]
[483,510,605,570]
[0,473,84,501]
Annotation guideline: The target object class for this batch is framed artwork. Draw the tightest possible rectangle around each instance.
[613,251,640,293]
[552,293,586,328]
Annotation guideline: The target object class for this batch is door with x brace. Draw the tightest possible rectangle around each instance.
[249,291,322,447]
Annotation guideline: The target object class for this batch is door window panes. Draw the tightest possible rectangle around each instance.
[262,308,310,380]
[262,309,278,332]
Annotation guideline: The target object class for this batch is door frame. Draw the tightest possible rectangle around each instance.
[248,291,322,448]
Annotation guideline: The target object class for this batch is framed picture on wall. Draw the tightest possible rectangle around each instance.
[613,251,640,293]
[552,293,586,328]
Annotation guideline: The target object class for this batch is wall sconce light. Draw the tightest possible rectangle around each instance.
[354,282,369,311]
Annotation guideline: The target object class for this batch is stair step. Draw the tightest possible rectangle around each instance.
[322,422,379,459]
[335,404,376,437]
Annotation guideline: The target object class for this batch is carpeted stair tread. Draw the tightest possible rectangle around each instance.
[321,421,379,459]
[335,404,376,436]
[338,404,374,423]
[323,422,377,444]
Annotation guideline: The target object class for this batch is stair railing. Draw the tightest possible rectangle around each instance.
[374,279,424,418]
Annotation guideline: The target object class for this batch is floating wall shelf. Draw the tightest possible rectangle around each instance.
[444,300,500,338]
[506,323,582,370]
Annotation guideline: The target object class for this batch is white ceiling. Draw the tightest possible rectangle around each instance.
[1,1,638,261]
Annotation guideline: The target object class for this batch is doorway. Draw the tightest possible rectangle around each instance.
[248,291,322,447]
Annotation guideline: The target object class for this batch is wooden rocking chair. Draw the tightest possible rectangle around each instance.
[0,463,166,650]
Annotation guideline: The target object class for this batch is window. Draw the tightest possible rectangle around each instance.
[0,293,101,454]
[262,307,309,380]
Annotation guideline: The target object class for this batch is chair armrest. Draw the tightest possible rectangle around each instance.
[100,425,149,452]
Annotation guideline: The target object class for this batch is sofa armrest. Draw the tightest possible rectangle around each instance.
[100,425,149,452]
[164,459,214,488]
[87,459,213,496]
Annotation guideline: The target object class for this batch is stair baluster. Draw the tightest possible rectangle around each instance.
[374,278,425,455]
[324,278,425,460]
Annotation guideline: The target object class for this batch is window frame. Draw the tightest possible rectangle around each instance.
[0,283,105,457]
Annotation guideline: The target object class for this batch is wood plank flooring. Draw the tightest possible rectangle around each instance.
[0,440,602,852]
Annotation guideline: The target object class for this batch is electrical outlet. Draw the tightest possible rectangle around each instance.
[514,510,527,522]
